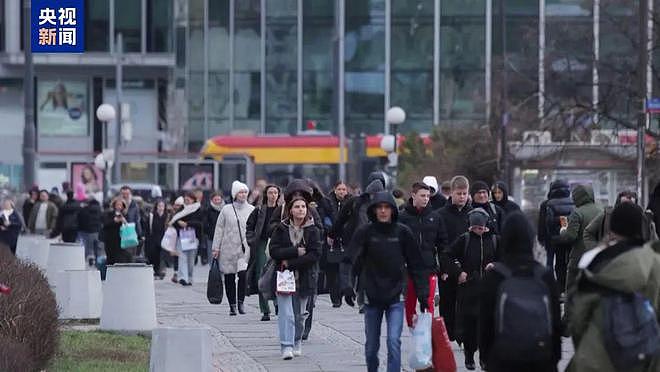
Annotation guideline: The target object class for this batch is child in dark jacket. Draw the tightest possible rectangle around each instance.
[447,207,498,370]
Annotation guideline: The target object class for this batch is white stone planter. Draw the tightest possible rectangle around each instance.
[16,235,50,270]
[149,327,212,372]
[56,270,102,319]
[46,242,85,283]
[100,264,157,332]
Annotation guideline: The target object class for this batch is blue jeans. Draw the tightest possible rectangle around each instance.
[276,294,309,349]
[364,301,404,372]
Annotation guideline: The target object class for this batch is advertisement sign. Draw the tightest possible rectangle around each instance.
[70,163,104,201]
[37,80,88,136]
[32,0,85,53]
[179,163,214,191]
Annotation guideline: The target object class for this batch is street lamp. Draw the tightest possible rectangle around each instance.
[96,104,116,199]
[382,106,406,187]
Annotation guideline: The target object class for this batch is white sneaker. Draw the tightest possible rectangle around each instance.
[293,343,302,357]
[282,347,294,360]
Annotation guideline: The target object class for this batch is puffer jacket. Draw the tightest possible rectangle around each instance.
[268,218,322,297]
[568,241,660,372]
[398,200,448,273]
[553,184,602,263]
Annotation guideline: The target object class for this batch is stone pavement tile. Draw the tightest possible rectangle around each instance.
[154,265,574,372]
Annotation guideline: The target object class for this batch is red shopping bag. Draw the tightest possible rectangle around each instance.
[431,316,457,372]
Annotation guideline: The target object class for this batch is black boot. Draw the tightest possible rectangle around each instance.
[229,305,237,316]
[465,351,475,370]
[238,302,246,315]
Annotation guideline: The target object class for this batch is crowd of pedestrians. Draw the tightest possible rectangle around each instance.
[2,172,660,371]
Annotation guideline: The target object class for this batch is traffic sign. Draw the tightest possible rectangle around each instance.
[646,98,660,113]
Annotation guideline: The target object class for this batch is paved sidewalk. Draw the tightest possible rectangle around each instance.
[155,265,573,372]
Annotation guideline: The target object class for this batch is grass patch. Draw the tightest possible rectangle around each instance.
[51,330,150,372]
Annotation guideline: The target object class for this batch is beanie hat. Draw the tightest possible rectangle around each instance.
[609,203,643,239]
[468,208,490,227]
[173,196,184,206]
[231,180,249,200]
[470,181,489,197]
[422,176,439,193]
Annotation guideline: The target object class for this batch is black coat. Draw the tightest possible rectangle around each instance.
[537,180,573,246]
[429,193,447,211]
[479,257,561,372]
[492,182,520,217]
[0,211,22,254]
[145,211,168,253]
[172,208,204,240]
[78,200,102,233]
[102,211,133,265]
[246,205,277,248]
[398,201,449,273]
[54,200,81,242]
[350,191,429,307]
[205,205,222,241]
[268,220,322,297]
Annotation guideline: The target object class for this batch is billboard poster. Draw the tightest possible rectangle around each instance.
[179,163,214,191]
[70,163,104,201]
[37,80,88,136]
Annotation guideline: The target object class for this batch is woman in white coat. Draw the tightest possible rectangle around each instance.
[212,181,255,316]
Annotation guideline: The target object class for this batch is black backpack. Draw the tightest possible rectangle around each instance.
[492,263,553,362]
[545,197,574,238]
[601,291,660,369]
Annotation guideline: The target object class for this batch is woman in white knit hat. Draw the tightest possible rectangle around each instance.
[212,181,255,315]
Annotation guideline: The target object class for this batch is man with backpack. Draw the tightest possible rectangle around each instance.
[447,208,498,370]
[479,211,561,372]
[568,203,660,372]
[537,179,575,296]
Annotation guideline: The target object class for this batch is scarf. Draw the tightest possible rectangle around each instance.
[210,201,224,212]
[170,202,201,225]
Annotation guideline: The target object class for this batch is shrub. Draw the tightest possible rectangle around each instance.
[0,245,59,371]
[0,335,36,372]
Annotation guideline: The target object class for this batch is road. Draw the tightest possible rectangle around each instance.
[154,265,574,372]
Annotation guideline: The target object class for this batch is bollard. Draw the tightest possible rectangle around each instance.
[46,242,85,284]
[100,264,157,332]
[16,235,50,270]
[55,270,102,319]
[149,327,212,372]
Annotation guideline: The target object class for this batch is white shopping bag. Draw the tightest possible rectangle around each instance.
[161,226,178,253]
[409,312,433,370]
[276,269,296,295]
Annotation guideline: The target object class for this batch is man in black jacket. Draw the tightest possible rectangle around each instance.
[437,175,472,341]
[51,191,80,243]
[350,191,429,372]
[422,176,447,211]
[78,197,103,266]
[399,182,448,326]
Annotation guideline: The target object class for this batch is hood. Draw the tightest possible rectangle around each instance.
[367,171,386,189]
[284,179,313,203]
[572,184,595,207]
[364,179,385,196]
[259,184,284,206]
[422,176,439,193]
[492,181,509,202]
[367,191,399,223]
[548,179,571,199]
[585,245,659,294]
[500,212,535,260]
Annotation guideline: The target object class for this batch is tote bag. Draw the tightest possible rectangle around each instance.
[120,223,139,249]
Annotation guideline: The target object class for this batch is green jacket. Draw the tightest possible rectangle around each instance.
[553,184,602,262]
[27,201,58,232]
[568,243,660,372]
[584,207,659,251]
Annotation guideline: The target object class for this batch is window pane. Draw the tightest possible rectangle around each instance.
[266,2,297,134]
[303,0,334,132]
[87,0,109,51]
[115,0,142,52]
[208,72,230,119]
[235,2,261,130]
[345,0,385,135]
[391,0,434,133]
[147,0,172,52]
[439,0,485,121]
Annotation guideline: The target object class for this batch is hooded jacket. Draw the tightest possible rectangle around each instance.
[567,242,660,372]
[246,185,284,248]
[78,199,102,233]
[398,199,449,273]
[492,181,520,216]
[553,184,602,261]
[538,180,575,246]
[267,179,323,236]
[328,179,385,249]
[52,199,81,242]
[268,217,322,297]
[350,191,429,307]
[479,212,562,372]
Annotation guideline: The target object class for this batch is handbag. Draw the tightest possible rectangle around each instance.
[276,269,296,295]
[207,258,224,304]
[179,227,199,251]
[326,239,345,264]
[258,259,277,300]
[161,226,178,253]
[120,222,139,249]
